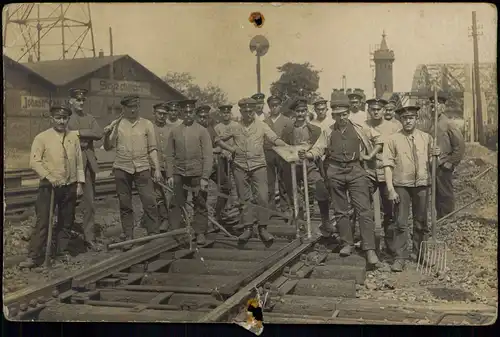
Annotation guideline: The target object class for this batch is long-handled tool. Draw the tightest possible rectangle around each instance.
[302,160,312,239]
[417,86,447,275]
[362,160,382,250]
[43,189,56,268]
[291,162,300,239]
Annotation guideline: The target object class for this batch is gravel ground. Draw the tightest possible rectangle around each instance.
[3,144,498,308]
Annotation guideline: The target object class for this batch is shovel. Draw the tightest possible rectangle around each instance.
[417,87,447,275]
[302,160,312,239]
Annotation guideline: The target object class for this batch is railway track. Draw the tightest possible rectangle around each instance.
[4,217,496,324]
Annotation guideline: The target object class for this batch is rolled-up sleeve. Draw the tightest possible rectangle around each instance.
[262,123,279,144]
[382,137,397,168]
[308,130,328,160]
[146,121,158,153]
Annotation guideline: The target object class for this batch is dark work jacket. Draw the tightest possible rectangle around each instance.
[67,112,104,174]
[263,114,293,149]
[281,122,322,146]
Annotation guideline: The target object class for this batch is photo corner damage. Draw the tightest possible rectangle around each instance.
[249,12,265,28]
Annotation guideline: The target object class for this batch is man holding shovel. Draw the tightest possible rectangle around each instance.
[284,97,330,235]
[20,105,85,268]
[382,102,441,272]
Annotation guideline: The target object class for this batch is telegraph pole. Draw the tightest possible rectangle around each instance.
[249,35,269,94]
[470,11,484,144]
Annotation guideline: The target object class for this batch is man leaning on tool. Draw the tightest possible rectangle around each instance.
[382,101,441,272]
[219,97,288,242]
[20,105,85,268]
[165,99,213,245]
[66,88,104,250]
[284,97,330,235]
[428,91,465,219]
[151,102,174,233]
[103,95,162,250]
[304,90,381,267]
[196,104,233,223]
[263,94,293,217]
[364,96,402,257]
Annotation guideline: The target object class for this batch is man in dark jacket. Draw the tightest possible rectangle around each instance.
[67,88,104,249]
[165,99,213,245]
[429,91,465,219]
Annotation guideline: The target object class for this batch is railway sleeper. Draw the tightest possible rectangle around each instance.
[324,253,368,267]
[37,303,205,322]
[310,264,366,284]
[139,272,239,291]
[264,312,413,325]
[168,259,259,276]
[210,237,290,251]
[189,248,272,262]
[291,278,357,298]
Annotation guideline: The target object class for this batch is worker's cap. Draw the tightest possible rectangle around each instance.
[395,101,420,117]
[312,97,328,107]
[366,98,388,109]
[50,105,72,117]
[179,99,197,109]
[165,100,181,110]
[153,103,169,113]
[292,97,308,111]
[251,93,266,102]
[120,95,140,107]
[238,97,258,108]
[346,88,364,100]
[218,104,233,112]
[330,89,351,113]
[68,88,88,100]
[429,91,448,104]
[196,104,211,114]
[266,95,282,105]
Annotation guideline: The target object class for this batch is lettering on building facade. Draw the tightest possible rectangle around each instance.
[90,79,151,96]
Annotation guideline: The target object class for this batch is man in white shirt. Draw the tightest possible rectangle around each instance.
[309,97,333,132]
[252,93,268,121]
[20,105,85,268]
[347,88,368,125]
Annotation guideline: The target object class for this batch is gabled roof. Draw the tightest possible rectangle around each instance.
[19,54,186,99]
[21,55,126,86]
[3,54,56,88]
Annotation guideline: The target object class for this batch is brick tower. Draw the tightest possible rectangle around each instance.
[373,31,395,98]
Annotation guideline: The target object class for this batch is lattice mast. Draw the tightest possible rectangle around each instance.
[3,3,96,62]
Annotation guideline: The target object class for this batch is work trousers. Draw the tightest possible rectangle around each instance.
[392,186,430,260]
[264,150,290,212]
[169,175,208,235]
[209,156,232,219]
[232,166,269,229]
[326,162,376,251]
[153,170,170,229]
[28,181,77,261]
[373,182,395,253]
[282,161,329,206]
[436,166,455,219]
[114,168,159,238]
[81,166,96,242]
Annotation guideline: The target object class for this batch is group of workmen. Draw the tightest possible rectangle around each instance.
[20,85,465,273]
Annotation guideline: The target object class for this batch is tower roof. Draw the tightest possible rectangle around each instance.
[373,30,394,61]
[380,30,389,50]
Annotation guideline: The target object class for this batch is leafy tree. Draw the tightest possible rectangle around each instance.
[270,62,322,106]
[162,72,231,111]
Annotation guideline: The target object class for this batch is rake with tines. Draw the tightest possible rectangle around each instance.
[417,87,447,275]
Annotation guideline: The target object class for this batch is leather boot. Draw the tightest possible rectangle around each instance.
[391,259,405,272]
[366,249,380,265]
[121,236,134,252]
[339,245,354,257]
[19,257,40,269]
[238,227,253,242]
[318,201,332,237]
[258,227,274,242]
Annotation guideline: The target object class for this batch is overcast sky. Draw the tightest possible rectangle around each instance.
[3,3,497,104]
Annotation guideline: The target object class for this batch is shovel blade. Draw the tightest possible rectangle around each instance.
[417,240,447,276]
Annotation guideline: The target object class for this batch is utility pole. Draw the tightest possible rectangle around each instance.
[469,11,484,144]
[249,35,269,94]
[341,75,347,93]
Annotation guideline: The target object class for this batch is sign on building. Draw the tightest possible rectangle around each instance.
[91,79,151,97]
[21,96,69,111]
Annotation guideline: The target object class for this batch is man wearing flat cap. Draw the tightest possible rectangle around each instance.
[196,104,233,224]
[215,104,239,171]
[219,97,288,242]
[346,88,368,125]
[284,97,330,234]
[302,90,382,267]
[165,101,183,127]
[382,101,441,272]
[151,102,175,232]
[103,95,162,249]
[20,105,85,268]
[263,94,293,216]
[365,97,402,256]
[66,88,104,250]
[166,99,213,245]
[310,97,333,133]
[380,92,400,123]
[428,91,465,220]
[251,93,267,121]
